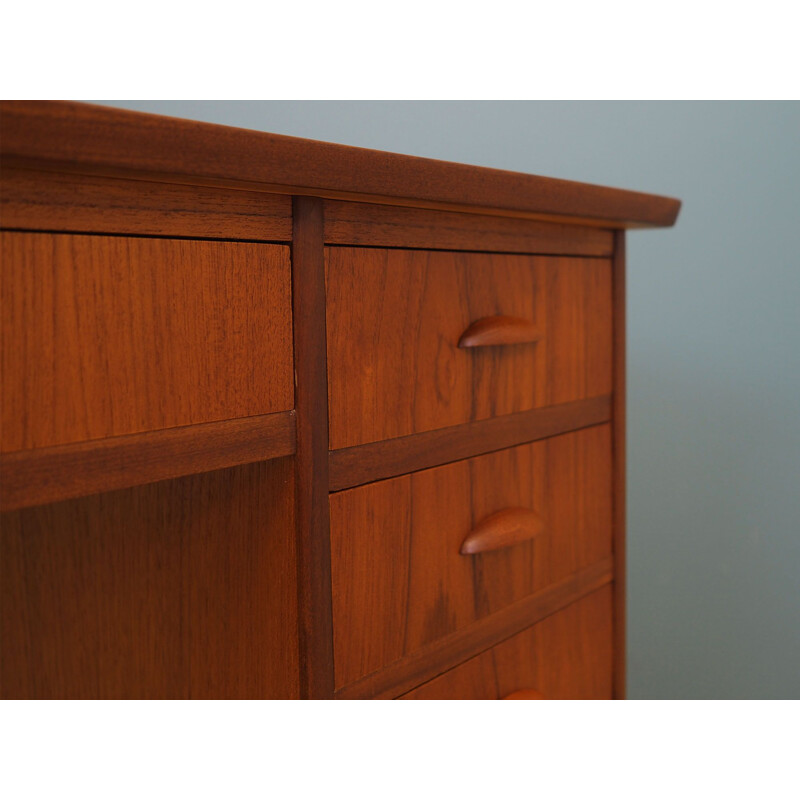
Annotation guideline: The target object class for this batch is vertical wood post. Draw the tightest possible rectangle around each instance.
[291,196,335,699]
[612,229,627,700]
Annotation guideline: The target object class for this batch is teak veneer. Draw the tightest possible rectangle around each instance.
[0,101,680,699]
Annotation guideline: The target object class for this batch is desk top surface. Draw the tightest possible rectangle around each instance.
[1,100,680,229]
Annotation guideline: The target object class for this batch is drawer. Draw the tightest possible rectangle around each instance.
[326,247,612,449]
[401,586,613,699]
[1,232,293,452]
[330,424,612,689]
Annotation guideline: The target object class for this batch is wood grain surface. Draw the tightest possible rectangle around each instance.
[326,247,612,449]
[334,559,613,700]
[330,425,612,689]
[323,200,614,254]
[0,101,681,228]
[0,410,296,511]
[0,166,291,240]
[328,395,611,491]
[612,230,627,699]
[401,586,613,699]
[1,459,299,699]
[291,197,335,699]
[1,232,293,452]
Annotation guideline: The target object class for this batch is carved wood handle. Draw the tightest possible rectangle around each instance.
[503,689,547,700]
[460,507,544,555]
[458,315,541,348]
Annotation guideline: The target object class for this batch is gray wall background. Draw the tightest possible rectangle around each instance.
[97,101,800,699]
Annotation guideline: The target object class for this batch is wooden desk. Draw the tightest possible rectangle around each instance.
[0,101,680,698]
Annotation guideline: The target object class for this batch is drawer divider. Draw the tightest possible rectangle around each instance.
[329,395,611,492]
[334,557,613,700]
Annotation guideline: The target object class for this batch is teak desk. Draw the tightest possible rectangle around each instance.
[0,101,680,699]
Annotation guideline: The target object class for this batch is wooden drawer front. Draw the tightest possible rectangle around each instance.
[1,232,293,452]
[326,247,612,450]
[401,586,613,699]
[330,424,612,689]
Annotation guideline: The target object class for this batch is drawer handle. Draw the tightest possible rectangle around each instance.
[503,689,547,700]
[460,507,543,555]
[458,315,542,348]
